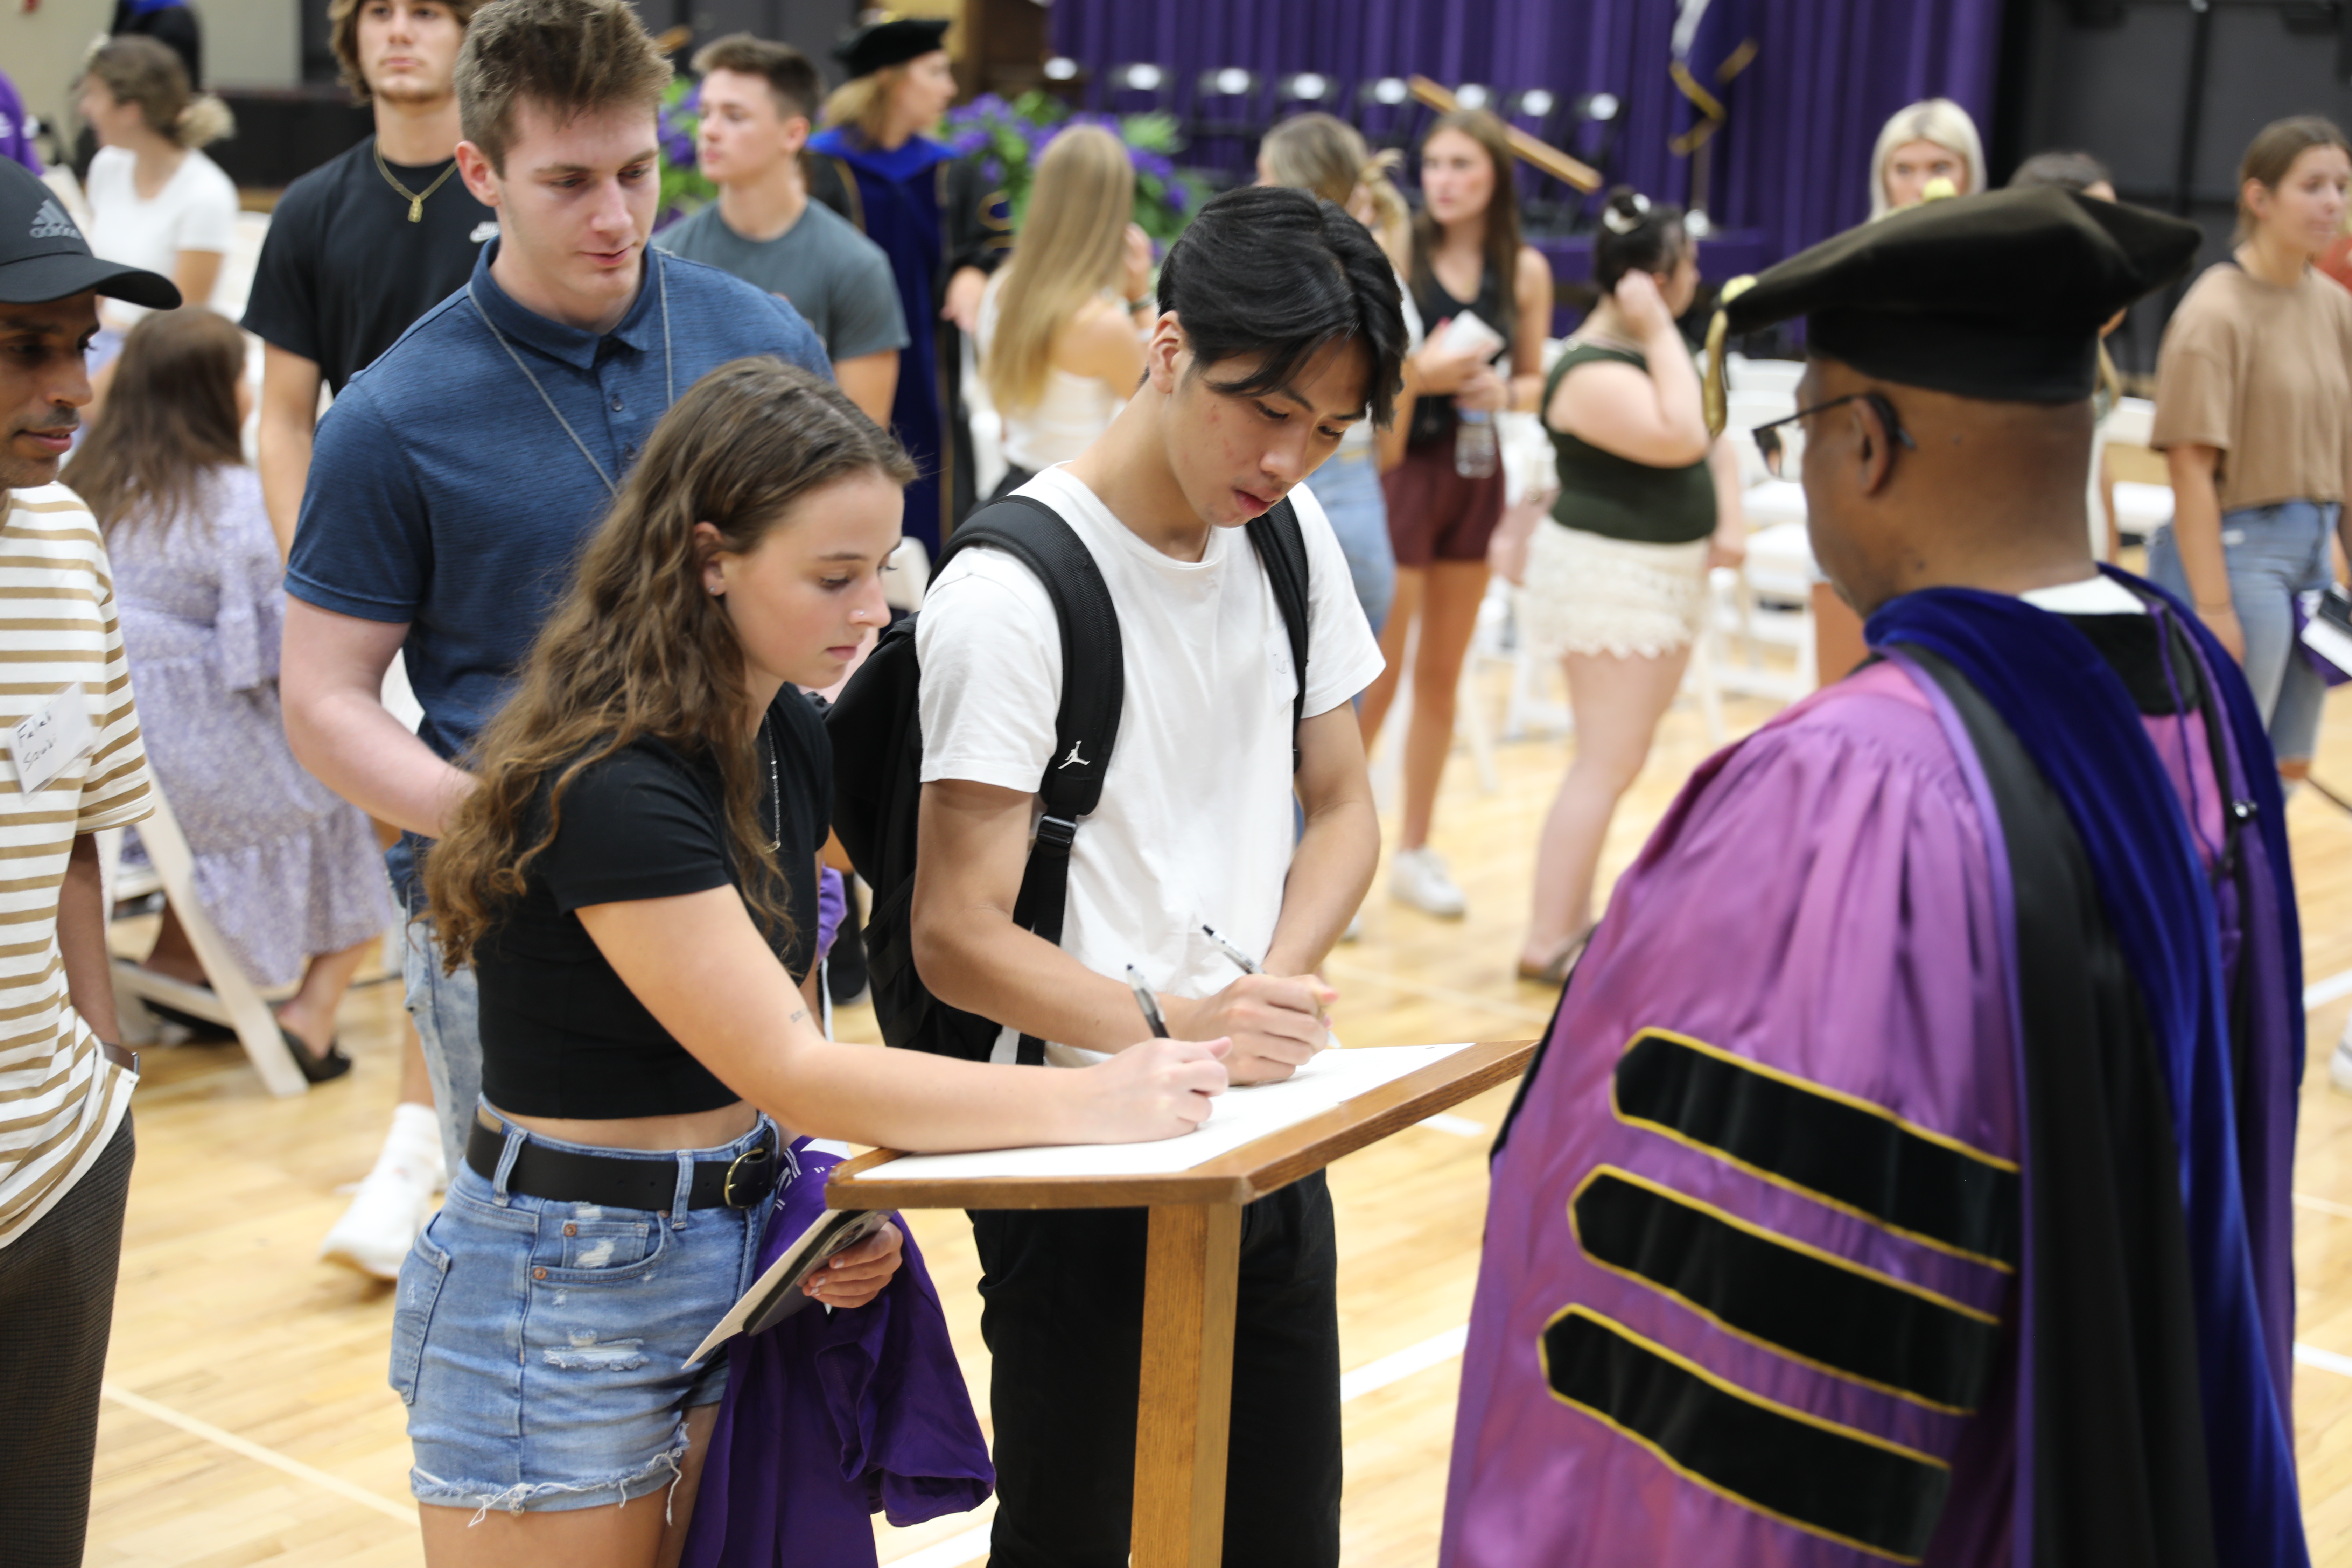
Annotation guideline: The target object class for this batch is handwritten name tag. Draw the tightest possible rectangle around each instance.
[12,683,95,795]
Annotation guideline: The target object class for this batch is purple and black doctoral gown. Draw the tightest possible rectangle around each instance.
[1442,575,2306,1568]
[808,130,1010,556]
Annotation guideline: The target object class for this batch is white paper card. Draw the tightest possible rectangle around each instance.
[851,1043,1475,1185]
[1431,309,1506,361]
[12,683,94,796]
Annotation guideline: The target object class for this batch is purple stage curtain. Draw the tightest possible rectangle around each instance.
[1050,0,2001,278]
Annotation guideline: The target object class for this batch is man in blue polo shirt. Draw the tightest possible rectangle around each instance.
[282,0,829,1194]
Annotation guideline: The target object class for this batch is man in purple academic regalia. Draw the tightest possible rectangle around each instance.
[1443,187,2311,1568]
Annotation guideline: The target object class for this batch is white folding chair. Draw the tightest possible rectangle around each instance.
[102,777,314,1097]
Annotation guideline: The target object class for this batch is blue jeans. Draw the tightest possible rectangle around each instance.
[2147,499,2340,764]
[404,919,482,1182]
[392,1111,771,1515]
[1305,447,1394,637]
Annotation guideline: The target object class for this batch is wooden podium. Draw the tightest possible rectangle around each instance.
[827,1038,1538,1568]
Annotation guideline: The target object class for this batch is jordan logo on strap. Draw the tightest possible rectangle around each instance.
[1057,741,1090,771]
[29,199,79,241]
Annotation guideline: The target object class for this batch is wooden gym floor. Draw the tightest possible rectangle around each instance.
[78,656,2352,1567]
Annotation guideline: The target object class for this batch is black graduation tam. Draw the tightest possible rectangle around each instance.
[833,15,951,80]
[1724,186,2200,401]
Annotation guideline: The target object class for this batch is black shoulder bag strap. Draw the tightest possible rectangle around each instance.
[934,497,1123,1065]
[1246,498,1312,771]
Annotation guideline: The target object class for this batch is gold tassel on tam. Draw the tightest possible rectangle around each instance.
[1702,275,1757,438]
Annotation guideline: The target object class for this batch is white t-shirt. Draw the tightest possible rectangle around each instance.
[918,464,1385,1066]
[84,145,238,318]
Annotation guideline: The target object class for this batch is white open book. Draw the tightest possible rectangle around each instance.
[686,1206,892,1367]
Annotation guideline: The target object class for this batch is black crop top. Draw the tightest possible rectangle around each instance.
[472,690,831,1119]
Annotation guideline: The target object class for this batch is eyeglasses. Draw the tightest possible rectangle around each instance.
[1749,392,1916,478]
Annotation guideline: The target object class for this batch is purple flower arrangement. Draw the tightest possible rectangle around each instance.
[651,80,1210,244]
[941,90,1211,242]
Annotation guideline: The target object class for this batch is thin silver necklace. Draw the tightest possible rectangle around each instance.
[759,709,780,852]
[467,250,676,497]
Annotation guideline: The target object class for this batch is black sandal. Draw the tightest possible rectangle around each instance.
[279,1024,353,1084]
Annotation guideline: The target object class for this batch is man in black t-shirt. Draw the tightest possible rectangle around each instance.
[241,0,485,1284]
[244,0,488,559]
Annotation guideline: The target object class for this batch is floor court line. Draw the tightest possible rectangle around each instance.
[2297,1342,2352,1379]
[98,1382,415,1522]
[2305,966,2352,1010]
[1419,1112,1489,1138]
[883,1321,1477,1567]
[1320,958,1556,1027]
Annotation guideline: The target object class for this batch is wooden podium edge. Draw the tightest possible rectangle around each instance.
[826,1038,1538,1211]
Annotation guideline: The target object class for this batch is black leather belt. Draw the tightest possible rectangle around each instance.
[466,1111,779,1211]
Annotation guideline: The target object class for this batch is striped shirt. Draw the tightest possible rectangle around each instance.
[0,483,152,1248]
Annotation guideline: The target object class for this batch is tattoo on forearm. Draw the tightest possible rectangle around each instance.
[789,1008,808,1026]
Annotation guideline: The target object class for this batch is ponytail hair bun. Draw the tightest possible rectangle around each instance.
[174,94,235,149]
[1593,186,1689,293]
[1600,186,1652,235]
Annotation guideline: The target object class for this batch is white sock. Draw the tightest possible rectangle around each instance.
[373,1102,443,1184]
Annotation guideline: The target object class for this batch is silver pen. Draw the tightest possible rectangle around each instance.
[1199,924,1262,975]
[1125,964,1171,1037]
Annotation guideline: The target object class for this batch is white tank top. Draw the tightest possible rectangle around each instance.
[978,274,1128,472]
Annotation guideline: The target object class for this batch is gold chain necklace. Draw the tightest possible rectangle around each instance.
[372,141,458,223]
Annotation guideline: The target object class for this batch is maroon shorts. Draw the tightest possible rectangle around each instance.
[1381,439,1508,567]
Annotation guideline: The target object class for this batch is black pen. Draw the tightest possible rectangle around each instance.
[1125,964,1170,1037]
[1201,925,1336,1051]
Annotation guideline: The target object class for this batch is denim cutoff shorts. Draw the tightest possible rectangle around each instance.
[390,1108,772,1517]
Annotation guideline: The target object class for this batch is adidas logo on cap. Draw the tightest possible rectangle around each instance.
[29,198,79,241]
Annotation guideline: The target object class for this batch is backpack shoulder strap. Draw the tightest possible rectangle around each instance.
[937,496,1123,820]
[1246,498,1312,772]
[934,496,1122,1065]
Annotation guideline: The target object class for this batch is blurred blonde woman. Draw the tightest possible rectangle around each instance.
[1868,97,1985,218]
[1259,112,1426,634]
[76,35,237,321]
[977,124,1153,498]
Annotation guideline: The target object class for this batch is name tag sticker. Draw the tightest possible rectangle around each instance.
[13,683,95,795]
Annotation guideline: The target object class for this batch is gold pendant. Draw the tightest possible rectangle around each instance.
[408,196,424,223]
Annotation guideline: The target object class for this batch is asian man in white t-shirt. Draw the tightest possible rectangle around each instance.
[911,186,1410,1568]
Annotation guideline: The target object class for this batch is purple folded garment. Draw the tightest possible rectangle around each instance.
[816,868,848,962]
[680,1141,993,1568]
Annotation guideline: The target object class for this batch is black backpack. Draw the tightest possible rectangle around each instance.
[827,493,1312,1064]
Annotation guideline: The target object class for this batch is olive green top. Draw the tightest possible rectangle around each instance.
[1543,342,1718,546]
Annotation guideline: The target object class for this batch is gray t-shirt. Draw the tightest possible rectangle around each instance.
[655,198,909,363]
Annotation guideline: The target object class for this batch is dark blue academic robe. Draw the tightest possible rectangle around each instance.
[809,130,1010,554]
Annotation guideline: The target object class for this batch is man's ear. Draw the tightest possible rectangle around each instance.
[1143,313,1186,395]
[1853,397,1898,498]
[782,115,811,158]
[455,140,502,208]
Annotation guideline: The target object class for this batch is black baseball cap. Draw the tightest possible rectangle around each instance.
[0,158,179,310]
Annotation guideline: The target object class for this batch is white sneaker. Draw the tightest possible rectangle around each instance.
[2331,1026,2352,1095]
[1390,846,1468,919]
[321,1115,442,1280]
